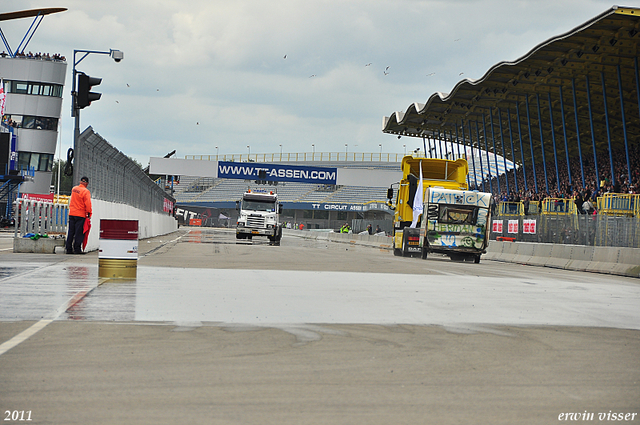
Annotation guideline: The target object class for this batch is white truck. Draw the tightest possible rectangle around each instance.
[419,187,492,263]
[236,190,283,245]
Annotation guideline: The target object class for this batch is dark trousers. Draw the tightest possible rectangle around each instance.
[66,215,86,253]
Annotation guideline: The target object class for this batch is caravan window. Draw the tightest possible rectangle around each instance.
[438,205,477,225]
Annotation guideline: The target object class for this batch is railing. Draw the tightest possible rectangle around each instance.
[185,152,406,163]
[596,193,639,216]
[496,196,640,218]
[541,198,577,215]
[14,198,68,238]
[498,202,522,216]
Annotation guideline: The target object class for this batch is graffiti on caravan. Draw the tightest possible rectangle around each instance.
[218,161,337,184]
[428,189,491,207]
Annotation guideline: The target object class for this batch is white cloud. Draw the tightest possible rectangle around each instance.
[0,0,622,164]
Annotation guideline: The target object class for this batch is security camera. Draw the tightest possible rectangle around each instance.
[111,50,124,62]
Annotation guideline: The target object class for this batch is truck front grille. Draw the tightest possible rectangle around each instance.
[246,216,265,227]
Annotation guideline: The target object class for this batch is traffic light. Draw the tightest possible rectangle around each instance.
[76,72,102,109]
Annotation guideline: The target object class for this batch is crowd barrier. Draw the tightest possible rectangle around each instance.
[13,198,68,253]
[497,194,640,217]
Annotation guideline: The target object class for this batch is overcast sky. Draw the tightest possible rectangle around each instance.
[0,0,623,165]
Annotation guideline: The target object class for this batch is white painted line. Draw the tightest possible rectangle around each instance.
[0,319,53,356]
[0,277,109,357]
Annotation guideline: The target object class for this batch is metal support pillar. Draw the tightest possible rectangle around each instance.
[469,121,485,192]
[600,72,615,186]
[488,109,501,194]
[515,102,528,192]
[525,95,538,193]
[585,75,600,187]
[481,116,493,194]
[535,94,549,194]
[462,122,477,189]
[506,108,518,193]
[571,78,586,188]
[617,64,632,186]
[497,108,510,194]
[454,126,462,161]
[459,123,471,188]
[547,92,561,192]
[558,86,572,188]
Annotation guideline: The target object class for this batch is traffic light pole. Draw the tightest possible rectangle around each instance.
[70,48,123,186]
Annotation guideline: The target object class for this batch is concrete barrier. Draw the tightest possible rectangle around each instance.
[285,229,640,278]
[13,236,65,254]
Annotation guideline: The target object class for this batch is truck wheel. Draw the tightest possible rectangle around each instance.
[236,233,243,240]
[474,255,481,264]
[421,248,427,260]
[393,240,402,256]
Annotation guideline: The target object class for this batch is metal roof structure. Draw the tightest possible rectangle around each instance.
[0,8,67,57]
[382,5,640,192]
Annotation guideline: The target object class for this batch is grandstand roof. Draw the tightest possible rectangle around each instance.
[382,6,640,166]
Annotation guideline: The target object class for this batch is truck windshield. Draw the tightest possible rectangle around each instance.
[438,205,477,225]
[242,200,276,212]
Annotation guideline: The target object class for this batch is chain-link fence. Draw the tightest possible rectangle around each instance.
[490,214,640,248]
[77,127,174,213]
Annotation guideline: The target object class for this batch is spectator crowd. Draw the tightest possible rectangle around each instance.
[474,144,640,214]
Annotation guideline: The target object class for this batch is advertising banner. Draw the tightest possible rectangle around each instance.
[217,161,337,184]
[492,219,503,233]
[21,193,55,203]
[507,220,519,234]
[523,219,537,234]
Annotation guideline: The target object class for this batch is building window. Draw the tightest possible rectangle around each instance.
[4,80,63,98]
[17,152,54,172]
[314,210,328,219]
[2,114,58,130]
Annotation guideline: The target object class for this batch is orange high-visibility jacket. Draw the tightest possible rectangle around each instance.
[69,184,92,217]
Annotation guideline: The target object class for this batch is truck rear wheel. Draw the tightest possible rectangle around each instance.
[474,254,481,264]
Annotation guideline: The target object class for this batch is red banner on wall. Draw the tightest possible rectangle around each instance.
[21,193,54,203]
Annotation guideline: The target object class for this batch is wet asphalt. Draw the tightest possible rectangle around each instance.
[0,228,638,424]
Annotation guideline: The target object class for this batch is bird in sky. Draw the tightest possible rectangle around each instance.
[384,66,390,76]
[454,38,461,42]
[283,55,287,59]
[459,72,464,76]
[309,74,316,78]
[365,63,371,66]
[126,83,130,87]
[426,72,435,77]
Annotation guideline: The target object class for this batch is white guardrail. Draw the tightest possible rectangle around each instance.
[14,198,69,238]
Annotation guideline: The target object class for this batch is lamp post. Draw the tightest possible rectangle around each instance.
[71,48,123,186]
[247,145,251,159]
[215,146,219,159]
[279,144,282,156]
[403,144,406,155]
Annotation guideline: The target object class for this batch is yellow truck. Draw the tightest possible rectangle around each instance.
[418,187,492,263]
[386,156,469,257]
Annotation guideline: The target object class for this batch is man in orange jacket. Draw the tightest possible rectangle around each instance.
[66,176,92,254]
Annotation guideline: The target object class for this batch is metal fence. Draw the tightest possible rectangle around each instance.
[490,214,640,248]
[78,127,174,213]
[14,199,68,237]
[185,152,406,163]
